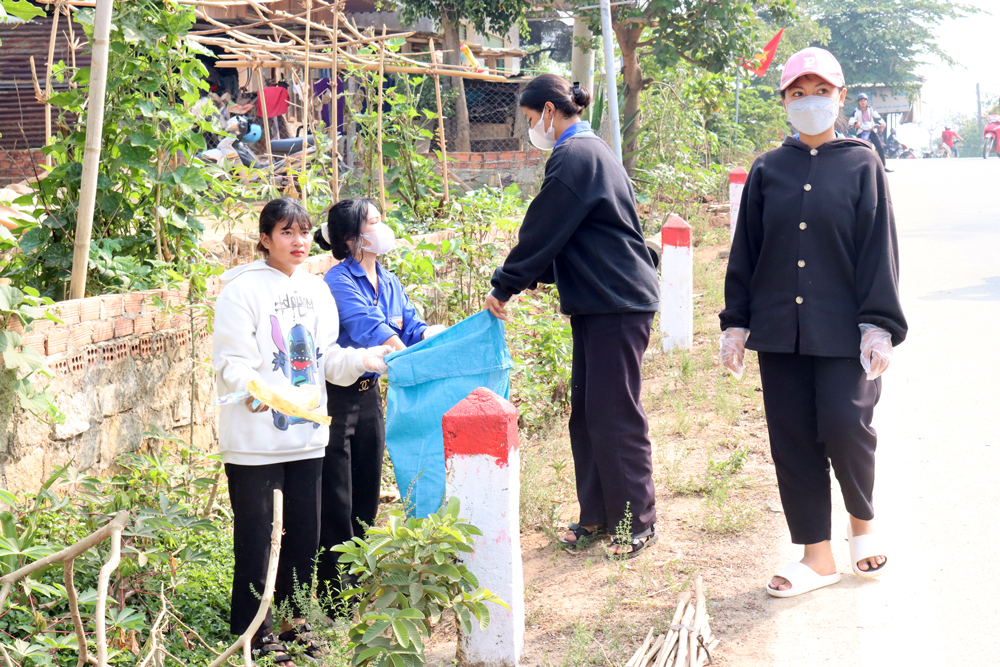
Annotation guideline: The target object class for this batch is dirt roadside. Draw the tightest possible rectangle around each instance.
[425,213,789,665]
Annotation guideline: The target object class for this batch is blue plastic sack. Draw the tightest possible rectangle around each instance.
[385,310,512,518]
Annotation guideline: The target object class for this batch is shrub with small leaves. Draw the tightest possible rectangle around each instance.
[334,497,507,667]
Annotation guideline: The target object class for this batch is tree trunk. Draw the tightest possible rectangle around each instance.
[613,22,644,176]
[441,9,472,153]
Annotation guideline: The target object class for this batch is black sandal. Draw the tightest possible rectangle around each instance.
[559,522,606,547]
[251,633,296,666]
[278,623,324,659]
[607,526,659,560]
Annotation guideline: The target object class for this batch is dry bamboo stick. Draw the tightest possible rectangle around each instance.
[44,0,64,168]
[329,3,340,201]
[642,634,665,667]
[674,599,695,667]
[208,489,283,667]
[254,67,275,188]
[94,524,123,667]
[190,6,314,35]
[214,59,507,81]
[376,24,386,214]
[625,628,655,667]
[690,576,705,667]
[659,590,691,660]
[428,38,448,202]
[337,30,415,49]
[299,0,313,203]
[653,631,673,667]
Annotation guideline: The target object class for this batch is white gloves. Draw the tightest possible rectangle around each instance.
[423,324,447,340]
[719,328,750,379]
[361,345,393,374]
[859,324,892,380]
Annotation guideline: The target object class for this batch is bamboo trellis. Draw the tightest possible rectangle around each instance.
[187,0,508,206]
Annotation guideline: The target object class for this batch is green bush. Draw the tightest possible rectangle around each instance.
[334,497,506,667]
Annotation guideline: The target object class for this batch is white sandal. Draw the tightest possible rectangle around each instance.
[766,561,841,598]
[847,524,888,578]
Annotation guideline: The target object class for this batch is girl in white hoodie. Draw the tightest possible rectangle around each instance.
[213,198,390,664]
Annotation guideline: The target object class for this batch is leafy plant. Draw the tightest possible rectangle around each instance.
[0,285,63,422]
[334,497,506,667]
[5,0,251,299]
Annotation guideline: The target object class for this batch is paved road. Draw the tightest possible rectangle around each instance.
[763,157,1000,665]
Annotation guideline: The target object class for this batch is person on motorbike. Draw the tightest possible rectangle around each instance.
[848,93,889,169]
[941,125,963,157]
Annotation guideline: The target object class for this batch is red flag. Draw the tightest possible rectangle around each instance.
[741,28,784,77]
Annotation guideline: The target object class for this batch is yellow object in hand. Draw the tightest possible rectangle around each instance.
[246,379,330,426]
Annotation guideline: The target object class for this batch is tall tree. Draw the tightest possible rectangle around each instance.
[578,0,796,174]
[398,0,531,152]
[807,0,977,90]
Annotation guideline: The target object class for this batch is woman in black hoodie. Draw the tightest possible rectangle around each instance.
[485,74,660,558]
[720,48,907,597]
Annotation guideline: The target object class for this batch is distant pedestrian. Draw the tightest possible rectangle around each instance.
[720,48,908,598]
[941,125,963,157]
[848,93,889,169]
[484,73,660,559]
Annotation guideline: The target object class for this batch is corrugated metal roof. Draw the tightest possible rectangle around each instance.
[0,15,92,149]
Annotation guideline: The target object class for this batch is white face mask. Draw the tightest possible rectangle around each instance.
[786,95,840,136]
[361,222,396,255]
[528,108,556,150]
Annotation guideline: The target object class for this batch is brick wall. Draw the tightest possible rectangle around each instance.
[0,252,338,492]
[448,149,544,171]
[0,148,45,187]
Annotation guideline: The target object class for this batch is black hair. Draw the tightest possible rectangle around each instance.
[257,197,312,257]
[313,197,379,261]
[519,73,591,117]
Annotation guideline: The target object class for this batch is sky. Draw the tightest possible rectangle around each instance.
[897,0,1000,148]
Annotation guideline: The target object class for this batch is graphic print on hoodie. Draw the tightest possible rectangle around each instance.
[269,314,319,430]
[213,261,370,466]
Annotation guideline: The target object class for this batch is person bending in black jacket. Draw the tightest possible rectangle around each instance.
[484,74,660,559]
[720,48,907,598]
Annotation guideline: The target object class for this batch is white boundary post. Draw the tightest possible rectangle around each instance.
[660,216,693,352]
[443,388,524,667]
[729,167,748,241]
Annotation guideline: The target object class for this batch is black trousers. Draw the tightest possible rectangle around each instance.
[316,377,384,595]
[569,312,656,537]
[225,458,322,637]
[869,130,887,166]
[757,352,881,545]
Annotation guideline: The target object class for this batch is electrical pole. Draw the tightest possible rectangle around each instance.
[977,83,984,137]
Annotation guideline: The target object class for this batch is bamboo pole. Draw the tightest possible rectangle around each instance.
[208,489,284,667]
[213,59,507,82]
[329,2,340,201]
[254,67,275,188]
[429,38,449,202]
[690,576,705,667]
[299,0,312,203]
[43,0,64,168]
[68,0,112,301]
[376,24,386,214]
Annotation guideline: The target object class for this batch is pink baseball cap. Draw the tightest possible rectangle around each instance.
[780,47,845,90]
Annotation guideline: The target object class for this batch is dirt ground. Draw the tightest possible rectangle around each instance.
[423,212,788,666]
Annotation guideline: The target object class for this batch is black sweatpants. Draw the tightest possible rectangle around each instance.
[225,458,323,637]
[757,352,881,545]
[316,377,384,595]
[569,312,656,537]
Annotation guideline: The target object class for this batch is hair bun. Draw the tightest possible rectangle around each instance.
[571,84,592,110]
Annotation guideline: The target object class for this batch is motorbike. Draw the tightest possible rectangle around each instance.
[885,141,915,159]
[983,114,1000,159]
[196,115,320,189]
